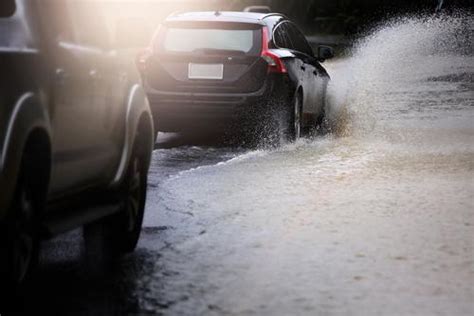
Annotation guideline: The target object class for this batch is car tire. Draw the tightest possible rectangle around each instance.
[0,161,40,295]
[288,92,302,141]
[114,142,148,253]
[83,134,147,273]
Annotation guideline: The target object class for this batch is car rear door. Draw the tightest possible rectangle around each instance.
[146,22,268,94]
[39,0,113,198]
[38,0,93,196]
[286,23,325,118]
[68,1,122,180]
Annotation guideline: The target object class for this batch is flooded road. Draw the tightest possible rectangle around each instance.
[140,14,474,315]
[22,13,474,316]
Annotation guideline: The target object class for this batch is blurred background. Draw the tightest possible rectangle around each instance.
[103,0,473,53]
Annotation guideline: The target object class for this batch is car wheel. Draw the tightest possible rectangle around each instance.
[288,93,302,141]
[83,136,147,272]
[314,98,328,135]
[0,169,39,294]
[116,146,147,253]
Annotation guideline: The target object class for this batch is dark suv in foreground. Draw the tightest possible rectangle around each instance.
[0,0,154,293]
[139,11,333,142]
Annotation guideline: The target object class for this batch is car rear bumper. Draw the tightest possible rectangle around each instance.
[145,76,289,132]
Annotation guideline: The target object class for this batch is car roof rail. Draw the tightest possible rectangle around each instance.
[243,5,271,13]
[261,13,287,20]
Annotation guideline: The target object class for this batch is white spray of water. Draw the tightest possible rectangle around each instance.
[325,13,474,137]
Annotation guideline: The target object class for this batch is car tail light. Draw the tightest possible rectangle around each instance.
[136,48,152,74]
[261,27,287,74]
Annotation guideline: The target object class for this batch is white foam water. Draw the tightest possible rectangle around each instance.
[325,12,474,137]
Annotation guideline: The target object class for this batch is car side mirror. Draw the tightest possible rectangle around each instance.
[317,45,334,62]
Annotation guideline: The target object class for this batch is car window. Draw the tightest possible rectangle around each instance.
[38,0,74,44]
[68,1,110,49]
[0,0,15,17]
[159,24,261,56]
[0,1,36,50]
[287,23,314,57]
[274,22,293,50]
[165,28,253,53]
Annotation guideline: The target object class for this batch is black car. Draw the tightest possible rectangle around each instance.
[139,11,333,143]
[0,0,154,294]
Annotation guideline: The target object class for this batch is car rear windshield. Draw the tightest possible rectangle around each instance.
[158,23,262,56]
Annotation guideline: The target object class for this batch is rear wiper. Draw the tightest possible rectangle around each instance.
[192,48,246,56]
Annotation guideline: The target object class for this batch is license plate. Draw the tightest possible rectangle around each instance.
[188,63,224,80]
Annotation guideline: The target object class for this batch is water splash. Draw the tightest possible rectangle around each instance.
[326,12,474,137]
